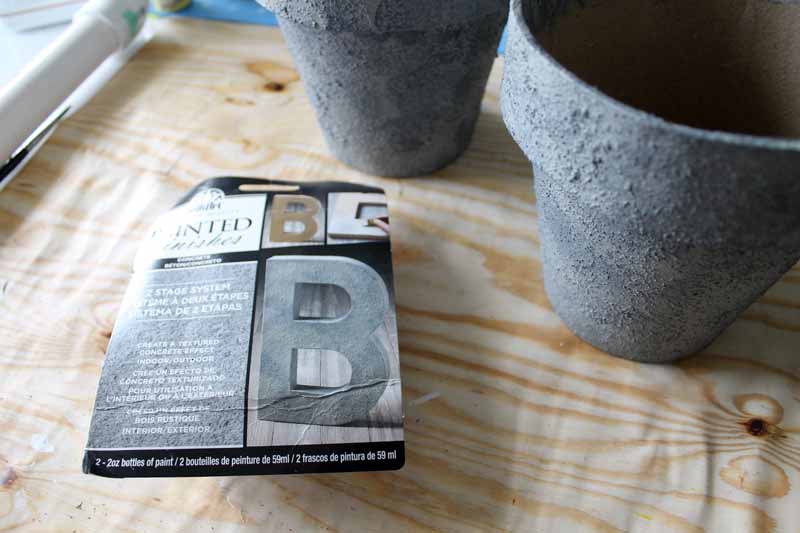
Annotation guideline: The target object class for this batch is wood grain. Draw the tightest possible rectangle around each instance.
[1,16,800,532]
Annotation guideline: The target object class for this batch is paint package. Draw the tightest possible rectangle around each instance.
[83,177,404,477]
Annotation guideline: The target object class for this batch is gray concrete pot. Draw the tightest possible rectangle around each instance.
[502,0,800,362]
[259,0,508,177]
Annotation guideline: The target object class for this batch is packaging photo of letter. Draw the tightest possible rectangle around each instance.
[83,177,404,478]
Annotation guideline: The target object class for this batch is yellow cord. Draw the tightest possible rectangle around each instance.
[151,0,192,13]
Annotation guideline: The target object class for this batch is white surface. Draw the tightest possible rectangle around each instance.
[0,16,118,161]
[0,0,85,85]
[0,0,148,162]
[0,21,69,87]
[0,0,83,16]
[0,28,151,192]
[1,1,85,32]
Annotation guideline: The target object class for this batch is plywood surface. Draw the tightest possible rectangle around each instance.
[1,17,800,532]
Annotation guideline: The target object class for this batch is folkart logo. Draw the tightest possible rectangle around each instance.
[189,188,225,212]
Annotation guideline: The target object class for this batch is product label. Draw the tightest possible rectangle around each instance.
[84,178,404,478]
[135,189,266,269]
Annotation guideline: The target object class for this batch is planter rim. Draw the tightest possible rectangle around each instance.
[259,0,507,33]
[508,0,800,151]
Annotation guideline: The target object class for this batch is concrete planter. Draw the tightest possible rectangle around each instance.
[502,0,800,362]
[259,0,508,177]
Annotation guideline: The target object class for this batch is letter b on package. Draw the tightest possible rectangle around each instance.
[259,256,391,426]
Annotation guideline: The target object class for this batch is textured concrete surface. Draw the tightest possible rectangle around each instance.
[259,0,508,177]
[502,0,800,362]
[88,262,257,448]
[259,256,391,425]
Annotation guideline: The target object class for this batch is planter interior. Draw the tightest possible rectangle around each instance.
[529,0,800,138]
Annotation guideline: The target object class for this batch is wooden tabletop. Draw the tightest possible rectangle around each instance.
[1,17,799,532]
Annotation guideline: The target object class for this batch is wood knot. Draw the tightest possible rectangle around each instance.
[263,81,285,92]
[745,418,769,437]
[1,467,17,488]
